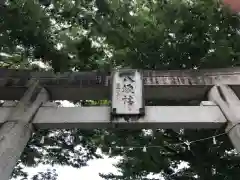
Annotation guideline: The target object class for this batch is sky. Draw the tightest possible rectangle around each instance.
[12,101,185,180]
[10,99,190,180]
[20,100,120,180]
[30,101,119,180]
[22,155,185,180]
[24,156,120,180]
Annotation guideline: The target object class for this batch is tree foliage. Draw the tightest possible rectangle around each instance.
[1,0,240,180]
[31,169,58,180]
[97,0,240,179]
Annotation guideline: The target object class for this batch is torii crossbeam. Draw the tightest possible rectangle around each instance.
[0,68,240,180]
[1,67,240,101]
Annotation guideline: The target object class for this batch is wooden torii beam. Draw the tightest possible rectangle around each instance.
[1,67,240,101]
[0,68,240,180]
[0,103,227,129]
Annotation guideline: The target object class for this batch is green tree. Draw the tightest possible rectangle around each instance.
[32,169,58,180]
[0,0,105,179]
[1,0,240,180]
[96,0,240,179]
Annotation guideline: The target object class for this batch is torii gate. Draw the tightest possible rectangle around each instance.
[0,68,240,180]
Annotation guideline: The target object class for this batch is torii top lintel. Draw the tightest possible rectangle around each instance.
[0,68,240,101]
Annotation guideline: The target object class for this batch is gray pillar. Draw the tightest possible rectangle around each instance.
[0,82,49,180]
[209,85,240,153]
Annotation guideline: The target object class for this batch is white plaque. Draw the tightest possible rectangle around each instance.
[111,69,144,115]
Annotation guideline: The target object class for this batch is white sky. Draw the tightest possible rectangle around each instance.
[24,156,120,180]
[13,100,186,180]
[17,152,187,180]
[16,101,120,180]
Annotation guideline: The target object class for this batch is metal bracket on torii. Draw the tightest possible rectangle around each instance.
[0,81,49,180]
[208,85,240,153]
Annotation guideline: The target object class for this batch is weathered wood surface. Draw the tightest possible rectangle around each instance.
[0,122,33,180]
[0,85,49,180]
[33,106,226,129]
[1,68,240,100]
[0,105,227,129]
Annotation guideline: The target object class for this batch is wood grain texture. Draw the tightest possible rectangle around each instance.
[0,68,240,101]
